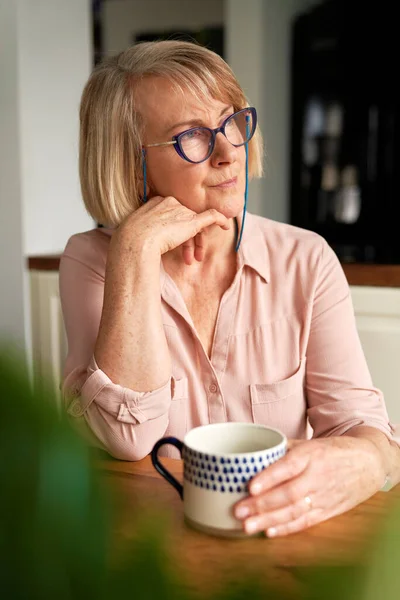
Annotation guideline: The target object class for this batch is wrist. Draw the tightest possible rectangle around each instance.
[366,438,388,487]
[110,229,160,262]
[344,426,388,486]
[105,233,161,295]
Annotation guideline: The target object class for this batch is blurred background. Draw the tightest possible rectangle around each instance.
[0,0,399,435]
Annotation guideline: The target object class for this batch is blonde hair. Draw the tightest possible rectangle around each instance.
[79,40,264,227]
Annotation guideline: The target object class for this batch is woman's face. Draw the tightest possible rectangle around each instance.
[136,77,246,219]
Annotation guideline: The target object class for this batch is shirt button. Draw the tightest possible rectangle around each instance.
[209,383,218,393]
[70,385,80,398]
[69,399,82,417]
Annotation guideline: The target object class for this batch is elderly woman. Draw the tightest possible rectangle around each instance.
[60,40,400,538]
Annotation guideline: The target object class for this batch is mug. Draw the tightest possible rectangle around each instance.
[151,422,287,538]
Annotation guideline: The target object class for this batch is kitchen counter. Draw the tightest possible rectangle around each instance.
[28,255,400,288]
[341,264,400,288]
[28,256,61,271]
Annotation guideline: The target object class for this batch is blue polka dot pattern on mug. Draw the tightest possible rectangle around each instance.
[182,446,286,493]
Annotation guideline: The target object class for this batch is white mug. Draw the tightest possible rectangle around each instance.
[151,422,287,538]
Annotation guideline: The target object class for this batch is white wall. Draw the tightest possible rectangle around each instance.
[0,0,94,353]
[103,0,224,55]
[18,0,94,256]
[0,1,26,347]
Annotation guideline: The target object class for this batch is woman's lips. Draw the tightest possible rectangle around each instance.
[211,177,238,189]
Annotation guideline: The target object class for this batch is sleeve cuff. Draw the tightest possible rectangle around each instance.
[308,392,395,441]
[311,417,397,443]
[66,355,172,424]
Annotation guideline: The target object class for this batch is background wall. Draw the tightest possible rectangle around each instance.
[0,0,94,354]
[18,0,94,256]
[0,1,26,347]
[102,0,224,55]
[226,0,320,221]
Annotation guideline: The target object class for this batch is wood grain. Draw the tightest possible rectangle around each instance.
[95,455,400,597]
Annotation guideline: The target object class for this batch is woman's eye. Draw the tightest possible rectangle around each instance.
[185,129,203,139]
[181,129,209,145]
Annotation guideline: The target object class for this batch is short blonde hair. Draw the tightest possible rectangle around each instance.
[79,40,264,227]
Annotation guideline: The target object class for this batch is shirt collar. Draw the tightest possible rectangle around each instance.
[236,212,270,283]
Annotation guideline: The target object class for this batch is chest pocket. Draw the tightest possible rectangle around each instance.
[161,377,188,458]
[250,359,307,440]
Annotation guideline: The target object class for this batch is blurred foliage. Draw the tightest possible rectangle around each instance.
[0,344,400,600]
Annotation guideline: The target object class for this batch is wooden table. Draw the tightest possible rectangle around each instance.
[96,455,400,598]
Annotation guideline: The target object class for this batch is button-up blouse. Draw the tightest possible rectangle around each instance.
[59,213,396,460]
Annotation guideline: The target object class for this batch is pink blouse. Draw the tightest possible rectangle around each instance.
[59,212,396,460]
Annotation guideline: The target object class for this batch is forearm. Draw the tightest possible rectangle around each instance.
[95,236,171,392]
[344,425,400,489]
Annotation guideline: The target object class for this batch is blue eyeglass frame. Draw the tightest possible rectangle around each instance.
[145,107,257,164]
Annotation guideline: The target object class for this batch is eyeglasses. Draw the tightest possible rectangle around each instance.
[144,107,257,164]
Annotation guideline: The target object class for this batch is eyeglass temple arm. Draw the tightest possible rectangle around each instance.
[145,141,177,148]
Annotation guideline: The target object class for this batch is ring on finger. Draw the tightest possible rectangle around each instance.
[304,495,312,510]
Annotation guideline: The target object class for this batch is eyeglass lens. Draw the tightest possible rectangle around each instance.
[179,109,254,163]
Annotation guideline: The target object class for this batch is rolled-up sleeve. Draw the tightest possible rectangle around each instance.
[59,232,172,461]
[306,240,397,442]
[62,357,172,461]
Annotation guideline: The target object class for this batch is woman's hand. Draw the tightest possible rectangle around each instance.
[234,435,387,537]
[116,196,230,265]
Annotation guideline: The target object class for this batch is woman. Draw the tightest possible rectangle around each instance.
[60,41,400,538]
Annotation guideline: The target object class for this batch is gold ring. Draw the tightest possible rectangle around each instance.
[304,495,312,510]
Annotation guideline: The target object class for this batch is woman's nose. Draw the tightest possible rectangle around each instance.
[210,131,237,166]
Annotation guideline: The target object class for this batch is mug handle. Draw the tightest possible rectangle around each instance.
[151,436,184,499]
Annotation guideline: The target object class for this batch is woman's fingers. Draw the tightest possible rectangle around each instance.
[193,208,230,234]
[243,498,324,537]
[181,208,230,263]
[124,196,231,257]
[232,436,386,538]
[235,473,314,520]
[247,442,311,496]
[182,233,204,264]
[194,232,205,262]
[262,509,324,538]
[182,238,195,265]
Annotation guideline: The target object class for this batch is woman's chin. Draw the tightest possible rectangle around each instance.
[206,195,245,220]
[219,202,245,220]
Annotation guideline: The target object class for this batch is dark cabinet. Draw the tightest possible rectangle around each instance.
[290,0,400,263]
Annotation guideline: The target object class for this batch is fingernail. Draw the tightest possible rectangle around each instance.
[250,482,262,495]
[267,527,277,538]
[235,505,250,519]
[245,519,258,534]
